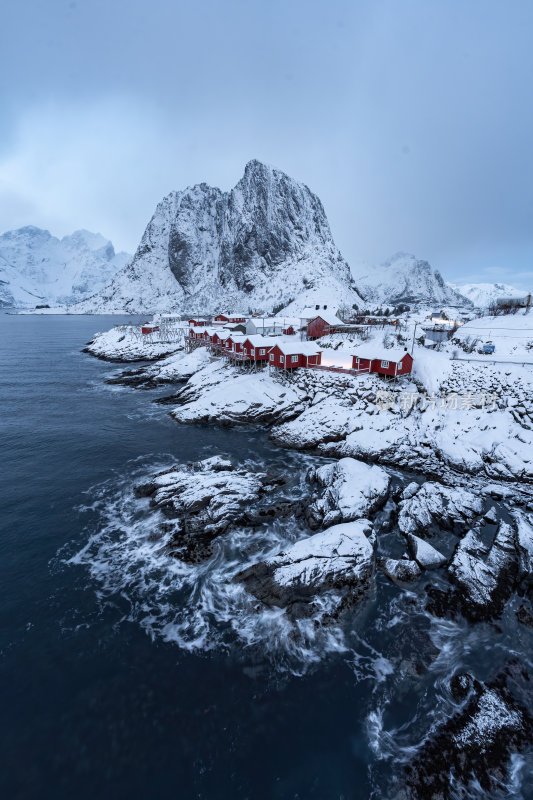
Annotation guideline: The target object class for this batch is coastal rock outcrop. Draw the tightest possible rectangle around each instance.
[306,457,390,528]
[235,520,375,617]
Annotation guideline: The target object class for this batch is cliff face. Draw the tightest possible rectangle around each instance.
[75,160,362,313]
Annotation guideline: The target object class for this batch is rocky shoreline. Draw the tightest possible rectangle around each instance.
[84,335,533,796]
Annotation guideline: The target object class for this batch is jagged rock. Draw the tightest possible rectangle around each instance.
[306,457,390,529]
[378,557,422,582]
[427,521,519,621]
[235,520,374,617]
[404,674,533,798]
[398,482,484,536]
[73,160,362,314]
[134,456,288,562]
[407,534,447,569]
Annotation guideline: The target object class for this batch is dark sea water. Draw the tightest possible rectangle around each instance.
[0,313,374,800]
[2,313,532,800]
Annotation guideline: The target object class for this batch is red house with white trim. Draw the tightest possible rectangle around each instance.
[241,335,277,362]
[141,323,159,334]
[214,313,247,324]
[307,313,344,339]
[351,346,413,377]
[188,317,208,326]
[269,342,322,369]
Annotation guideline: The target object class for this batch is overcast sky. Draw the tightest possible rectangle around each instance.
[1,0,532,288]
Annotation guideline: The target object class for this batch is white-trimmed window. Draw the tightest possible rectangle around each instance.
[270,353,274,361]
[381,360,389,368]
[398,361,402,369]
[291,355,299,363]
[355,357,360,365]
[259,348,265,355]
[280,355,285,364]
[250,349,255,357]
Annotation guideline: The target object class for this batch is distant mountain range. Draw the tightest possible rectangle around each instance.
[0,227,129,308]
[351,252,469,309]
[2,165,526,314]
[448,282,527,309]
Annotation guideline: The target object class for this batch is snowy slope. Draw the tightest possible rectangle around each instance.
[74,160,363,314]
[449,282,527,309]
[352,252,470,308]
[0,226,129,307]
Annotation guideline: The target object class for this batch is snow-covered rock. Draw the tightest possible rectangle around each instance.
[352,252,470,308]
[397,482,484,536]
[405,674,532,798]
[0,226,129,308]
[406,534,447,569]
[85,324,184,362]
[307,457,390,528]
[73,160,362,314]
[235,520,374,615]
[134,456,292,562]
[171,362,306,426]
[378,557,422,582]
[428,521,520,621]
[107,347,212,387]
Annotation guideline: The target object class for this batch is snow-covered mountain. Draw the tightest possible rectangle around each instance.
[0,226,130,308]
[448,282,526,309]
[74,160,363,314]
[352,252,470,308]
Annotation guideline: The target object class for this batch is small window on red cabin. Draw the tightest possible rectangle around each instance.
[398,361,403,369]
[280,355,285,364]
[270,353,274,361]
[291,355,298,363]
[259,348,265,355]
[381,360,389,368]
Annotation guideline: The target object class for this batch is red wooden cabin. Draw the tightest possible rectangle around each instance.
[241,336,277,362]
[214,313,247,324]
[307,313,344,339]
[141,324,159,335]
[351,347,413,377]
[269,343,322,369]
[188,317,208,327]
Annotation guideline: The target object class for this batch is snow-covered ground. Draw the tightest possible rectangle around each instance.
[86,323,185,361]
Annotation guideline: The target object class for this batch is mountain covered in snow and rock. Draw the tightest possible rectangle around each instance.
[352,252,470,308]
[0,226,130,308]
[74,160,363,314]
[448,281,527,309]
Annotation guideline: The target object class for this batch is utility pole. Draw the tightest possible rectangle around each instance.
[410,322,418,355]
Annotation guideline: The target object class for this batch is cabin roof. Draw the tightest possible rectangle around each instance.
[272,341,322,356]
[352,345,411,362]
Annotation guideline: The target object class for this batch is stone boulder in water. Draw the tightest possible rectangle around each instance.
[306,457,390,529]
[235,520,375,617]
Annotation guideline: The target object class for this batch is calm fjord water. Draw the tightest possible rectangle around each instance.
[0,313,371,800]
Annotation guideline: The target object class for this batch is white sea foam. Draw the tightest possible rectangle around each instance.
[67,460,365,673]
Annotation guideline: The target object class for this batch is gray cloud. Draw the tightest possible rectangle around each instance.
[1,0,532,289]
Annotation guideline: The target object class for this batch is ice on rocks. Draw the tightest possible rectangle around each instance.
[407,534,447,569]
[378,557,422,583]
[235,520,375,615]
[398,482,484,536]
[307,457,390,528]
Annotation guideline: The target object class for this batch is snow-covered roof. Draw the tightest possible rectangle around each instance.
[299,307,336,319]
[310,312,344,326]
[272,341,322,356]
[248,317,299,327]
[243,334,279,346]
[188,316,208,321]
[352,345,411,362]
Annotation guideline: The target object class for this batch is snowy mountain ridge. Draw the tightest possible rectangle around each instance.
[352,252,470,308]
[448,281,527,309]
[74,160,363,314]
[0,226,130,307]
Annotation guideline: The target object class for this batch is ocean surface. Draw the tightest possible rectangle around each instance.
[0,313,375,800]
[2,313,532,800]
